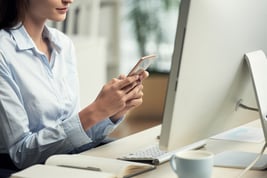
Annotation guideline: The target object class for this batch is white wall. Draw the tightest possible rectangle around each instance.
[71,36,107,108]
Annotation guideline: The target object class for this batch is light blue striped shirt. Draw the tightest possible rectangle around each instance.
[0,25,119,169]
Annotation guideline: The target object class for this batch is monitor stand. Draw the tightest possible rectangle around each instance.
[214,50,267,170]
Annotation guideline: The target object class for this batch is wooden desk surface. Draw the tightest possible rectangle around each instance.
[82,120,267,178]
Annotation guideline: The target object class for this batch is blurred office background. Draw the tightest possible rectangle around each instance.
[47,0,179,138]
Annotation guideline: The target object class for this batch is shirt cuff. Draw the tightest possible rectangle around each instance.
[84,117,123,141]
[61,114,92,148]
[104,117,124,135]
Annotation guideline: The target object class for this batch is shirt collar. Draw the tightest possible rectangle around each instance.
[11,24,62,53]
[42,26,62,53]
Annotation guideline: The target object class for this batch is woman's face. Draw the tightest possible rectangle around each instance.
[26,0,73,22]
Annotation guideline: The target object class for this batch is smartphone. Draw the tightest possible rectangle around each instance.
[127,54,157,76]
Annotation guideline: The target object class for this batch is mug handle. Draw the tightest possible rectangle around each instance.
[170,154,177,172]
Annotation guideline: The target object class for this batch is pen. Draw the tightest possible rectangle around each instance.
[58,164,102,172]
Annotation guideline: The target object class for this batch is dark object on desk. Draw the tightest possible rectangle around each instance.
[98,137,117,146]
[0,154,19,178]
[0,169,16,178]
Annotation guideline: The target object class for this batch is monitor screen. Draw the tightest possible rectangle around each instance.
[159,0,267,151]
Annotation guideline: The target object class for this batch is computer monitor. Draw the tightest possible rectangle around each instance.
[159,0,267,151]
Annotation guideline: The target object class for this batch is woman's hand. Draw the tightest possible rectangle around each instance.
[111,71,149,120]
[79,71,149,130]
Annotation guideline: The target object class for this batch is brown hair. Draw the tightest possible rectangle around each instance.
[0,0,29,30]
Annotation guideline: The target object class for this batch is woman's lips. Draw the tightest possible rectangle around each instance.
[56,7,68,14]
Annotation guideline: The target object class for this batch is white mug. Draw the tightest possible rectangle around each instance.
[170,150,214,178]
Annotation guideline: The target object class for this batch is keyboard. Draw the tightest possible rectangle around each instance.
[118,139,207,165]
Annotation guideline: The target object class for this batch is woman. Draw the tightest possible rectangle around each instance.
[0,0,148,171]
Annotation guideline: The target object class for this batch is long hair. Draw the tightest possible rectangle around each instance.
[0,0,28,30]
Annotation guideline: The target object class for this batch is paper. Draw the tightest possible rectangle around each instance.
[10,164,116,178]
[210,126,264,143]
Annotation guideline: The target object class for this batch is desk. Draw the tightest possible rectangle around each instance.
[82,120,267,178]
